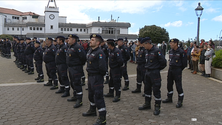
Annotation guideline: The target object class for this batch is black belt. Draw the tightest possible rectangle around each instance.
[88,73,100,76]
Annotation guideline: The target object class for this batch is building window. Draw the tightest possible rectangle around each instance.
[40,27,42,31]
[12,27,14,31]
[102,28,115,34]
[64,28,66,31]
[51,25,53,29]
[33,27,35,30]
[12,16,19,20]
[80,29,82,32]
[22,17,27,20]
[70,28,72,31]
[37,27,39,30]
[7,27,9,31]
[84,29,86,32]
[61,28,63,31]
[22,28,24,31]
[17,28,19,31]
[67,28,69,31]
[30,27,32,30]
[76,28,78,32]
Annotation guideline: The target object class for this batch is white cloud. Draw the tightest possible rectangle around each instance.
[185,22,194,26]
[212,15,222,22]
[201,18,207,22]
[173,1,187,12]
[164,21,183,27]
[152,5,163,12]
[205,8,218,13]
[0,1,163,23]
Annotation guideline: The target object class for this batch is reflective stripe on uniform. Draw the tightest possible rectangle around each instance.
[179,93,184,96]
[145,94,151,98]
[77,92,83,95]
[90,102,95,106]
[168,91,173,94]
[98,108,106,112]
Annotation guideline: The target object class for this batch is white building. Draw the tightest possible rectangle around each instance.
[0,0,137,41]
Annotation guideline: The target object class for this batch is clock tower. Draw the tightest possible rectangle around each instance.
[44,0,59,33]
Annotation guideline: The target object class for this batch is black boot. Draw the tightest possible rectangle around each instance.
[104,89,114,97]
[153,104,161,115]
[37,75,44,83]
[25,68,30,73]
[82,105,97,116]
[122,81,129,91]
[44,80,52,86]
[61,88,70,97]
[50,80,58,90]
[67,96,77,102]
[162,93,173,103]
[176,100,183,108]
[81,76,85,86]
[138,102,151,110]
[22,65,27,71]
[113,91,121,102]
[139,97,151,110]
[132,83,141,93]
[28,68,34,75]
[74,99,83,108]
[35,76,40,80]
[93,116,106,125]
[55,87,65,94]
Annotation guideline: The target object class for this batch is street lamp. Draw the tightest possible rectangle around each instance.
[195,2,204,46]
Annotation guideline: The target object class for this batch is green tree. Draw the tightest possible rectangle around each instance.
[139,25,169,44]
[0,34,13,41]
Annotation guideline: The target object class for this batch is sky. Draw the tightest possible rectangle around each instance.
[0,0,222,42]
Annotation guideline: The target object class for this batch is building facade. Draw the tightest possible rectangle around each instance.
[0,0,137,40]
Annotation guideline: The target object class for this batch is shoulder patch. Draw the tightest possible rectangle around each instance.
[99,54,103,59]
[117,53,119,56]
[78,48,81,52]
[158,52,161,56]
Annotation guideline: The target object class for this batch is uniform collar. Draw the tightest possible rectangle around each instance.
[59,43,65,48]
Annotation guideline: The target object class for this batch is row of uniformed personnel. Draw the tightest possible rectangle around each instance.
[0,38,12,58]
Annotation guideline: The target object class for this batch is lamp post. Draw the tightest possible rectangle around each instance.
[219,29,222,46]
[115,17,119,39]
[195,2,204,46]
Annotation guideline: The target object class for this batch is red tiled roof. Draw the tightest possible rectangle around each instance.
[0,7,39,16]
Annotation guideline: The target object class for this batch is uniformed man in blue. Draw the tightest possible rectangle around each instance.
[66,34,86,108]
[82,34,107,125]
[15,37,20,66]
[100,40,109,84]
[18,38,26,70]
[104,39,123,102]
[34,41,44,82]
[55,36,70,97]
[117,38,130,91]
[5,38,11,59]
[43,37,58,90]
[24,37,35,74]
[1,38,6,57]
[162,38,187,108]
[132,38,146,94]
[138,37,166,116]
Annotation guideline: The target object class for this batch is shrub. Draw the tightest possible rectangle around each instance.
[212,49,222,68]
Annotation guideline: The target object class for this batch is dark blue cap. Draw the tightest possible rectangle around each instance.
[26,37,31,40]
[138,38,143,42]
[33,37,37,39]
[56,36,65,39]
[35,41,41,44]
[3,38,6,40]
[65,37,68,39]
[141,37,152,44]
[117,38,124,41]
[14,36,18,39]
[68,34,79,39]
[107,39,115,42]
[19,38,24,41]
[90,34,103,42]
[169,38,179,43]
[46,37,53,41]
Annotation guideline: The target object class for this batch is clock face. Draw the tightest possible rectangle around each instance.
[49,14,55,20]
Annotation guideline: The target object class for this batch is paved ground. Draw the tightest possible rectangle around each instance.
[0,54,222,125]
